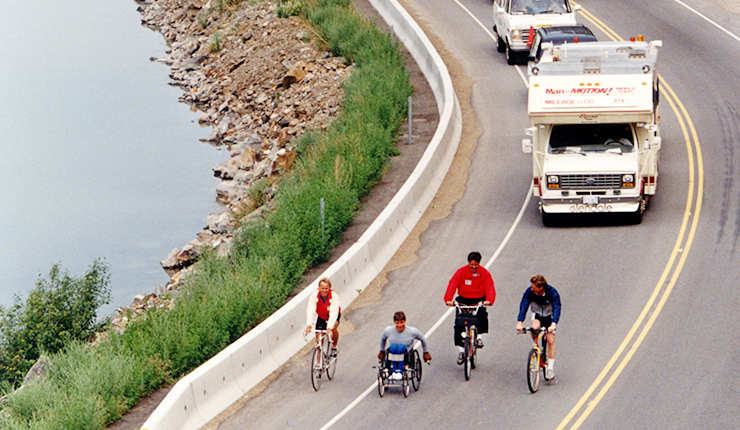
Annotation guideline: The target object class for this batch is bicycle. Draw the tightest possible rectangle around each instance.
[453,301,484,381]
[374,345,424,397]
[518,327,554,393]
[308,329,337,391]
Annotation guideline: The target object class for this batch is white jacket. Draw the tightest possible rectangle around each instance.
[306,289,340,329]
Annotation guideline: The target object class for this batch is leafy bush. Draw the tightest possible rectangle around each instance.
[0,261,111,384]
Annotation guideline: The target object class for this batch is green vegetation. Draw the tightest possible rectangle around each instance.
[209,31,224,52]
[0,261,111,385]
[0,0,412,428]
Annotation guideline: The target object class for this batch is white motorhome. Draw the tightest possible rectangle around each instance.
[522,38,662,225]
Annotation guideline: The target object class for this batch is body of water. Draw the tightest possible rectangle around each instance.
[0,0,225,316]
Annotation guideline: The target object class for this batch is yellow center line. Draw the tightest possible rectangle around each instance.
[555,6,704,430]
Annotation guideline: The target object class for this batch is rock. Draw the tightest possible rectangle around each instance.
[206,211,232,233]
[281,60,307,89]
[23,355,51,386]
[161,248,181,274]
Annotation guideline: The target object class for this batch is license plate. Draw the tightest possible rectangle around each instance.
[583,196,599,205]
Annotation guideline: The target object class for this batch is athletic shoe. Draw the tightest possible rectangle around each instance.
[331,348,338,357]
[457,352,465,365]
[546,367,554,380]
[392,372,402,380]
[475,338,484,349]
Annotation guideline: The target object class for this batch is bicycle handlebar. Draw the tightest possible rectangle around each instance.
[449,301,486,308]
[517,327,555,335]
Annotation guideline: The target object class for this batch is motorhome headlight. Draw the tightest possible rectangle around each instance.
[547,175,560,189]
[622,174,635,188]
[512,29,521,41]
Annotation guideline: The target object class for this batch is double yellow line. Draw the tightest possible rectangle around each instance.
[556,5,705,430]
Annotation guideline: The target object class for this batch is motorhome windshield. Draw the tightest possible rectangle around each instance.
[548,123,635,154]
[511,0,568,14]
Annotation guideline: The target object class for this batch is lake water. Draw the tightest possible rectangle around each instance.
[0,0,225,316]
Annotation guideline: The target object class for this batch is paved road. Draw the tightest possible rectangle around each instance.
[211,0,740,429]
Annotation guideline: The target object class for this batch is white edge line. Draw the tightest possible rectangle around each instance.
[452,0,529,85]
[670,0,740,43]
[320,185,532,430]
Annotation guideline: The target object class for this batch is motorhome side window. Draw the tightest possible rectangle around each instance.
[547,124,635,153]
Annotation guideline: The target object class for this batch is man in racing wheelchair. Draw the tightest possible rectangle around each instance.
[378,311,432,380]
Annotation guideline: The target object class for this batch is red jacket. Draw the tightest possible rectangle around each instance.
[444,265,496,304]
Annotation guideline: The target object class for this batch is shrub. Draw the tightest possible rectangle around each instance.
[0,261,111,385]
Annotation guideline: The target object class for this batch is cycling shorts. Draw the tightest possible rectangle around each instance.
[533,314,553,329]
[315,312,341,330]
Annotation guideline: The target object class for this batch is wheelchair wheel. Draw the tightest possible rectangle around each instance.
[411,350,422,391]
[402,373,410,397]
[377,372,386,397]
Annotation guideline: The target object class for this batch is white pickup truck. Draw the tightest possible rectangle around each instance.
[493,0,580,64]
[522,38,663,226]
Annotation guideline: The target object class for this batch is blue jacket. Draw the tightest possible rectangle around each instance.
[517,284,561,323]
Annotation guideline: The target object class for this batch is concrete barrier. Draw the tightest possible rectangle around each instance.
[140,0,460,427]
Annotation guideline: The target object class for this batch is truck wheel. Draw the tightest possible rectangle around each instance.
[505,43,517,65]
[497,35,506,53]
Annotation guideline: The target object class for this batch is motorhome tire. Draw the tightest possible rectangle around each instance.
[506,44,517,65]
[497,35,506,53]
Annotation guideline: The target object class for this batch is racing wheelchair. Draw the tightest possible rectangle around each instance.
[375,345,423,397]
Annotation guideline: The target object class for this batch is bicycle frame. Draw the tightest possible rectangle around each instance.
[453,301,484,381]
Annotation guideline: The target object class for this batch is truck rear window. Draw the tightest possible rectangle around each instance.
[548,123,635,154]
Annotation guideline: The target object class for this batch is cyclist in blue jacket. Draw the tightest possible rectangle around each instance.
[516,274,561,379]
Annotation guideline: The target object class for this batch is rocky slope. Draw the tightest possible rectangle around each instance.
[114,0,353,326]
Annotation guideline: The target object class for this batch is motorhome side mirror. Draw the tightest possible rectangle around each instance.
[522,138,533,154]
[573,4,581,11]
[651,136,662,150]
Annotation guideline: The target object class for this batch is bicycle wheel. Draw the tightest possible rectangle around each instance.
[463,336,472,381]
[527,348,540,393]
[326,351,337,380]
[377,372,386,397]
[470,328,477,370]
[412,350,422,391]
[311,347,323,391]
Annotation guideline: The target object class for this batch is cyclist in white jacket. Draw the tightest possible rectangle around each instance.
[304,278,341,356]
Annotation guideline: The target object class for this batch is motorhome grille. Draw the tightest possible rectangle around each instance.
[560,174,622,189]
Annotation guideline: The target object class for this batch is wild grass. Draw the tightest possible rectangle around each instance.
[0,0,412,427]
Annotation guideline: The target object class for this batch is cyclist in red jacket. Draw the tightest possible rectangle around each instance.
[444,251,496,365]
[304,278,341,356]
